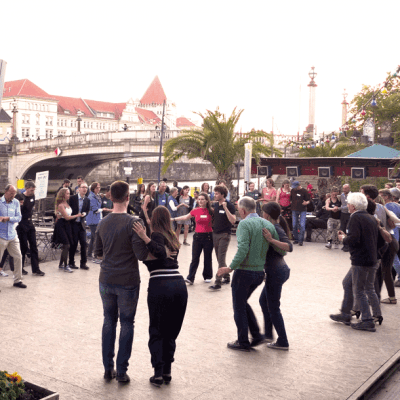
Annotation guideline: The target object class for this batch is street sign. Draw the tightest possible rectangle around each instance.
[35,171,49,200]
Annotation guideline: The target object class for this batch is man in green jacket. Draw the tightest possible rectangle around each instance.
[218,197,284,351]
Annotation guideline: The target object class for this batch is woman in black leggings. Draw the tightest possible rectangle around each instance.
[133,206,188,387]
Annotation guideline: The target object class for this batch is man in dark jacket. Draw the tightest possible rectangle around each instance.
[290,181,310,246]
[69,183,90,269]
[330,192,381,332]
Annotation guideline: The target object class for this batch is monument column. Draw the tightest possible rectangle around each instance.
[341,89,348,127]
[306,66,317,137]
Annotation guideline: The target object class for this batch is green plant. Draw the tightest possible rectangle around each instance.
[0,371,25,400]
[340,176,391,192]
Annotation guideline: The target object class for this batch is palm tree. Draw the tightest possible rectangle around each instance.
[162,108,282,196]
[297,137,367,157]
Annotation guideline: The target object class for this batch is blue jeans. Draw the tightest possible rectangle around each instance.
[231,269,265,347]
[352,264,381,322]
[259,264,290,347]
[99,282,140,374]
[292,211,306,243]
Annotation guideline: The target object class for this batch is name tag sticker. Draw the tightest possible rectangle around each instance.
[297,194,301,197]
[162,200,165,202]
[219,210,225,214]
[200,215,207,218]
[30,199,34,202]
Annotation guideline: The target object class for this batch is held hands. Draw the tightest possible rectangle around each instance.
[302,200,309,206]
[338,230,346,241]
[262,228,273,242]
[133,221,148,240]
[217,267,232,277]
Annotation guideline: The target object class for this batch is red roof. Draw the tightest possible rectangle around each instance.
[52,95,93,117]
[85,99,126,119]
[136,107,161,124]
[176,117,195,127]
[3,79,55,100]
[140,76,167,105]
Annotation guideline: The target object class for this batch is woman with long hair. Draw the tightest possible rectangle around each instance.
[52,188,83,272]
[133,183,146,215]
[201,182,210,194]
[262,178,277,205]
[276,179,292,231]
[140,182,157,236]
[133,206,188,387]
[172,192,214,284]
[175,185,193,245]
[259,202,292,350]
[87,182,102,262]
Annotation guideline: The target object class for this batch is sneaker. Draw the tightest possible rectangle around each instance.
[267,342,289,351]
[184,278,193,285]
[395,280,400,287]
[22,268,28,275]
[68,264,79,269]
[250,335,267,347]
[0,270,8,277]
[64,266,74,273]
[209,284,221,290]
[13,281,27,288]
[334,243,339,249]
[222,278,230,284]
[325,242,332,249]
[329,312,351,325]
[58,264,64,269]
[227,340,250,352]
[149,376,163,387]
[33,270,45,276]
[104,369,116,380]
[116,373,130,383]
[293,241,299,245]
[183,241,190,246]
[351,321,376,332]
[299,242,303,246]
[204,279,212,283]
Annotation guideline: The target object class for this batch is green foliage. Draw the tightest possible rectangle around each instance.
[340,176,391,193]
[347,73,400,147]
[298,138,367,157]
[162,108,282,189]
[0,371,25,400]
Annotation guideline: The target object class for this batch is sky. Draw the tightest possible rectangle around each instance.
[1,0,399,137]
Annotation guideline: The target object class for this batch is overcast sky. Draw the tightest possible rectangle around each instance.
[2,0,399,137]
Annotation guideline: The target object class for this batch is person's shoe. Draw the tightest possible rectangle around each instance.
[183,241,190,246]
[381,297,397,304]
[162,374,172,384]
[116,373,130,383]
[22,268,28,275]
[33,270,45,276]
[104,369,116,380]
[13,282,27,289]
[329,312,351,325]
[267,342,289,351]
[351,321,376,332]
[334,243,339,249]
[64,266,74,273]
[341,246,349,252]
[68,264,79,269]
[298,242,303,246]
[305,238,312,243]
[80,265,89,270]
[222,278,230,285]
[227,340,250,352]
[373,315,383,325]
[394,280,400,287]
[149,376,163,387]
[293,241,299,245]
[58,264,64,269]
[0,270,8,277]
[184,278,193,285]
[325,242,332,249]
[209,284,221,290]
[250,335,267,347]
[350,309,360,319]
[204,279,212,283]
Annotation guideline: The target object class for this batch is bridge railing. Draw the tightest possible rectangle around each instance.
[15,130,181,151]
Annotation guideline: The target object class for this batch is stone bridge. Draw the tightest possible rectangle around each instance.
[8,130,181,183]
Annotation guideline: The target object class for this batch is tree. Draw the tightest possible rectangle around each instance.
[297,138,367,157]
[347,73,400,148]
[162,108,282,197]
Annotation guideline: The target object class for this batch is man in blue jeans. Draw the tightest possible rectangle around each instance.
[95,181,148,382]
[217,197,284,351]
[290,181,310,246]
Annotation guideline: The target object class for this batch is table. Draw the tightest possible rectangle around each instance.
[36,227,57,261]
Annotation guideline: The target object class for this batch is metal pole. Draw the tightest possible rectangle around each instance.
[157,100,166,184]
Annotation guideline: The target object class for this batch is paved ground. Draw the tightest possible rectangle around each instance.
[1,233,400,400]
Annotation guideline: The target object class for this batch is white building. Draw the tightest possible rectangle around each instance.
[1,76,196,141]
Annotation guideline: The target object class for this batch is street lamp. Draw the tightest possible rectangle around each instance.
[76,110,82,134]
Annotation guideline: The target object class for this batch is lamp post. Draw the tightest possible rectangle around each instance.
[157,100,166,184]
[76,110,82,134]
[11,98,18,141]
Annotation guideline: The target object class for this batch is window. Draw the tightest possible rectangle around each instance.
[36,115,40,125]
[22,114,30,124]
[36,129,40,138]
[22,128,30,137]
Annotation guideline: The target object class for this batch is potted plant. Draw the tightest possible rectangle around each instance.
[0,371,59,400]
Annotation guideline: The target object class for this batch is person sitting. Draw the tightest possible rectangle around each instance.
[305,194,330,242]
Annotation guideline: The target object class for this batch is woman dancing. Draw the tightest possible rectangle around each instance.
[133,206,188,387]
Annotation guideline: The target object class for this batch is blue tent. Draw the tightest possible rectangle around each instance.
[346,144,400,159]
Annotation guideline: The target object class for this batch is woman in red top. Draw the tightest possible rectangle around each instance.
[276,179,292,231]
[262,178,277,204]
[172,193,213,284]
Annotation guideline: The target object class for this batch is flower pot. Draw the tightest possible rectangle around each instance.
[21,381,59,400]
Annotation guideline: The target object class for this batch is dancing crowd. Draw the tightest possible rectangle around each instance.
[0,175,399,388]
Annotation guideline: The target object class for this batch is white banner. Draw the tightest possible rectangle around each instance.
[244,143,252,182]
[363,118,375,144]
[35,171,49,200]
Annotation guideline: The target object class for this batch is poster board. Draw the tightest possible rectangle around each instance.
[35,171,49,200]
